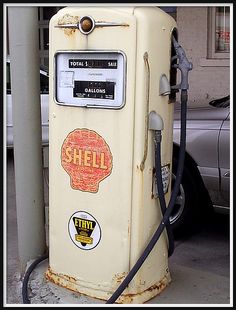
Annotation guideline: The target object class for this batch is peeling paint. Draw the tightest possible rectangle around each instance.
[57,14,80,36]
[46,267,106,302]
[115,275,170,304]
[46,267,80,294]
[46,267,170,304]
[113,271,128,284]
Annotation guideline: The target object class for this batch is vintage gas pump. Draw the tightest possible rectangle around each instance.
[40,6,191,304]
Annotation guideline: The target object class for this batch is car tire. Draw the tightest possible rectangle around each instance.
[169,155,200,237]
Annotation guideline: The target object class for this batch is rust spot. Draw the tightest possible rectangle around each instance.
[46,267,170,304]
[57,14,80,36]
[46,267,109,302]
[46,267,76,283]
[46,267,81,294]
[145,278,167,292]
[115,276,170,303]
[113,271,128,284]
[118,295,134,303]
[61,273,77,283]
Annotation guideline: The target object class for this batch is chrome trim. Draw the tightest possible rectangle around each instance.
[53,50,127,110]
[55,16,129,35]
[55,24,79,29]
[213,205,230,214]
[95,21,129,27]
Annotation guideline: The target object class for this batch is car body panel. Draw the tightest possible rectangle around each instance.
[6,61,49,148]
[219,113,230,205]
[219,112,230,169]
[173,102,230,210]
[40,94,50,146]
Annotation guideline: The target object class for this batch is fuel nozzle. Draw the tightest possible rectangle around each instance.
[171,36,193,91]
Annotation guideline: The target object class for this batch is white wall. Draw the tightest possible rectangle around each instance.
[176,7,230,106]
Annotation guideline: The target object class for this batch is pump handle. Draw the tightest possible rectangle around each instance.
[171,36,193,91]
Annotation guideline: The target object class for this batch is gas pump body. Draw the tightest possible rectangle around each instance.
[46,6,177,303]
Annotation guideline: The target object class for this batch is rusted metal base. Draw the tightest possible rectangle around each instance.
[45,266,171,304]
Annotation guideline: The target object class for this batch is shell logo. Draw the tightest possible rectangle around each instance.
[61,129,113,193]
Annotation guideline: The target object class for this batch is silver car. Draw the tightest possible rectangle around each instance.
[6,60,49,148]
[171,95,230,235]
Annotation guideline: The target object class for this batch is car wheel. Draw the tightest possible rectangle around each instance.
[169,156,200,236]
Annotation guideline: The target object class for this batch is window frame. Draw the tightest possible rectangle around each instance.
[208,6,230,60]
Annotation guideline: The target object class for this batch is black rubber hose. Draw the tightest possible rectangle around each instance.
[154,134,175,257]
[167,90,187,210]
[106,90,187,304]
[22,252,49,304]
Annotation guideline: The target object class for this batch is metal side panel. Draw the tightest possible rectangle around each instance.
[48,7,137,301]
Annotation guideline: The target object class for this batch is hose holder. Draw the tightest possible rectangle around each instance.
[149,111,164,143]
[149,111,164,132]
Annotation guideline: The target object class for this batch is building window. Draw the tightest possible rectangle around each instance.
[208,6,230,59]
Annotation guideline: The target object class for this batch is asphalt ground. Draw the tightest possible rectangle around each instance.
[5,150,232,306]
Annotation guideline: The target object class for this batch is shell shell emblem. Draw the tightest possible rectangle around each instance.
[61,128,113,193]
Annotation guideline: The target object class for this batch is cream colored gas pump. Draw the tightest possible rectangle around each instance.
[46,6,177,304]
